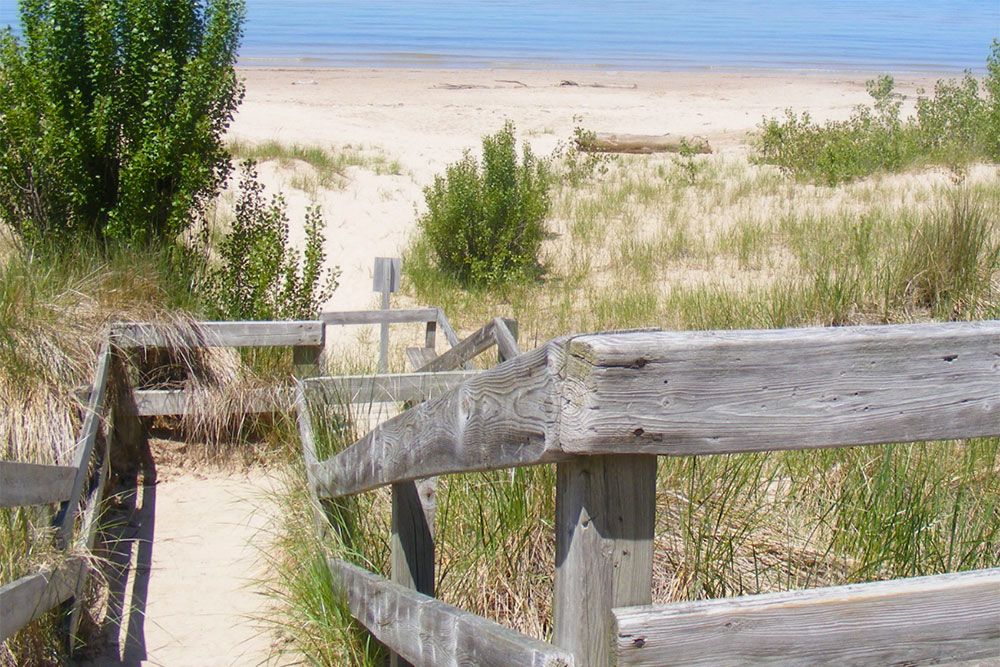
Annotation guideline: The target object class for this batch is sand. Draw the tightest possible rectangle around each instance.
[82,463,290,666]
[229,67,943,322]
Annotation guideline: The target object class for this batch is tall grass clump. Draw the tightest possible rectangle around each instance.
[419,121,550,287]
[0,0,245,246]
[754,42,1000,184]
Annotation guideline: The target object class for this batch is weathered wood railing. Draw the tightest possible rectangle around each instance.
[2,306,488,649]
[305,320,1000,667]
[1,341,113,643]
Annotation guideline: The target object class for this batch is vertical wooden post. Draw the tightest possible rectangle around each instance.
[294,323,324,380]
[424,319,437,352]
[553,455,657,666]
[498,317,519,363]
[390,478,436,667]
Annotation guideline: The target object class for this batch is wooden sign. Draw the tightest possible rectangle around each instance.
[373,257,401,294]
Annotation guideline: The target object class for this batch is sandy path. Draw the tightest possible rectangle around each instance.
[84,467,285,666]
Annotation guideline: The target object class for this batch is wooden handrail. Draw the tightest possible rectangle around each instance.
[113,320,324,348]
[328,558,575,667]
[612,568,1000,666]
[312,321,1000,499]
[0,462,78,507]
[320,308,439,326]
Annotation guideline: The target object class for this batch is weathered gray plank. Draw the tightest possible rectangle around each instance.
[311,342,572,499]
[113,320,324,348]
[436,310,462,348]
[308,371,481,405]
[0,462,77,507]
[131,387,288,416]
[561,321,1000,456]
[613,568,1000,666]
[424,320,437,350]
[553,455,656,666]
[132,371,479,416]
[56,342,112,548]
[493,318,521,363]
[416,320,500,373]
[320,308,439,326]
[295,382,330,541]
[328,558,574,667]
[69,428,111,640]
[406,347,439,370]
[391,479,437,667]
[0,558,85,641]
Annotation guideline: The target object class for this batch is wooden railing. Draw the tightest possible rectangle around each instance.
[304,320,1000,667]
[1,306,487,648]
[0,341,113,643]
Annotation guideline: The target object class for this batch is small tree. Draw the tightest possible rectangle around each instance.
[206,162,338,320]
[420,121,549,287]
[0,0,245,246]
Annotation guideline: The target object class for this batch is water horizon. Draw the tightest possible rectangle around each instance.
[3,1,998,73]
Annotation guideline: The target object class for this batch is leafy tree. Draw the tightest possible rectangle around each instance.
[0,0,245,246]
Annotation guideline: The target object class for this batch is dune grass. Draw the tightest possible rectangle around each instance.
[268,149,998,653]
[228,140,405,194]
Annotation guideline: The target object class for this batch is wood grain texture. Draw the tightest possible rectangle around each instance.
[328,558,574,667]
[56,342,112,548]
[553,455,656,666]
[613,568,1000,666]
[406,347,439,370]
[295,382,330,541]
[416,320,500,372]
[561,321,1000,456]
[0,558,85,641]
[132,371,479,416]
[494,318,521,363]
[0,462,77,507]
[113,320,324,348]
[320,308,439,326]
[436,310,461,348]
[311,341,572,498]
[307,371,480,405]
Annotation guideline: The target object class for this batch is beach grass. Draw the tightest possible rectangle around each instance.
[339,148,999,644]
[228,140,405,194]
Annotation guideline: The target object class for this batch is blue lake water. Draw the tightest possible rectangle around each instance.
[2,1,998,72]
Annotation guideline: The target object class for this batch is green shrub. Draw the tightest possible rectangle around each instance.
[206,162,339,320]
[754,42,1000,184]
[420,121,550,287]
[0,0,245,246]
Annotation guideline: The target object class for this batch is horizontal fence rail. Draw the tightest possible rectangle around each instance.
[0,462,77,507]
[321,308,440,326]
[612,568,1000,666]
[0,558,86,641]
[328,559,574,667]
[312,321,1000,499]
[113,320,324,348]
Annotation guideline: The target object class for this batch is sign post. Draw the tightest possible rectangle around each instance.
[373,257,401,373]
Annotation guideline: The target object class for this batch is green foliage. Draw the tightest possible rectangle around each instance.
[551,124,616,186]
[754,42,1000,184]
[0,0,245,246]
[206,162,339,320]
[420,121,550,287]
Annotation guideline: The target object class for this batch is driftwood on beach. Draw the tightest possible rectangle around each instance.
[576,132,712,154]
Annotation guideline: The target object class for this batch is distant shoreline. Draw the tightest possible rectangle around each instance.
[236,59,985,78]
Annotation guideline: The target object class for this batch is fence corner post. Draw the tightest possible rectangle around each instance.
[553,454,657,665]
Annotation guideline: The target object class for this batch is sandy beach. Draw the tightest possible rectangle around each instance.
[228,67,944,323]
